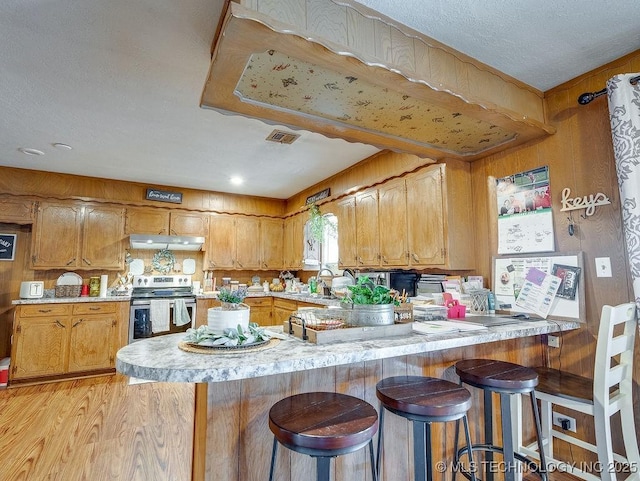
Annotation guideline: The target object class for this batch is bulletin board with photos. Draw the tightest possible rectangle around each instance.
[492,251,584,321]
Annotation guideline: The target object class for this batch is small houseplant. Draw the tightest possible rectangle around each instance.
[208,285,250,334]
[308,203,336,242]
[341,276,398,326]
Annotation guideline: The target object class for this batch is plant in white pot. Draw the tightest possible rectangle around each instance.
[207,286,251,334]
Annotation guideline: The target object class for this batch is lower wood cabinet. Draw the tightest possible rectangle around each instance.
[244,297,272,326]
[273,298,298,325]
[10,302,123,383]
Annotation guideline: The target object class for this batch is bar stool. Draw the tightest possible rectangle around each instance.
[454,359,548,481]
[268,391,378,481]
[376,375,477,481]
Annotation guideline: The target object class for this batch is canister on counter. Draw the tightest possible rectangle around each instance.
[89,276,100,297]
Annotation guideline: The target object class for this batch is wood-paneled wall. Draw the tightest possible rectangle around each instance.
[469,49,640,458]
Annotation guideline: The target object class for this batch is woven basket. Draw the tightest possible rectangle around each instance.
[55,285,82,298]
[394,304,414,323]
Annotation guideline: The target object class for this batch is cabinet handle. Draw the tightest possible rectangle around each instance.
[73,319,84,328]
[209,261,216,268]
[236,260,243,268]
[412,253,420,262]
[381,255,388,264]
[89,307,100,311]
[82,257,92,265]
[38,309,52,313]
[66,258,76,266]
[55,320,66,329]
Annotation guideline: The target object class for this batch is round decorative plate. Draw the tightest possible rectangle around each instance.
[187,339,269,350]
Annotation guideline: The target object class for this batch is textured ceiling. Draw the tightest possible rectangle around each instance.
[0,0,638,199]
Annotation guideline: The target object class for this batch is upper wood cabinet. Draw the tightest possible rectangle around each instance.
[335,197,357,269]
[0,197,34,224]
[355,189,380,267]
[205,214,283,270]
[378,178,408,267]
[125,208,209,237]
[32,202,125,270]
[169,211,209,237]
[283,214,304,270]
[125,208,170,235]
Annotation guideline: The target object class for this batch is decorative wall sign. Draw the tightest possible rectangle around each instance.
[0,234,16,261]
[146,188,183,204]
[559,187,610,217]
[306,188,330,205]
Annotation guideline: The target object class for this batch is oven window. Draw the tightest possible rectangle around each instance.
[130,303,196,343]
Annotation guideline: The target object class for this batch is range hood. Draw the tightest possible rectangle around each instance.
[201,1,555,160]
[129,234,205,252]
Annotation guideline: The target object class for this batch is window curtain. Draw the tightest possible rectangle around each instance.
[607,73,640,305]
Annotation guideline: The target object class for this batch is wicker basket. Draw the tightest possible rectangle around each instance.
[55,285,82,298]
[394,303,414,323]
[290,309,348,331]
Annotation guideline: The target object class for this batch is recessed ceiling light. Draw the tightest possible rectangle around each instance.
[52,143,73,150]
[230,176,244,185]
[18,147,45,156]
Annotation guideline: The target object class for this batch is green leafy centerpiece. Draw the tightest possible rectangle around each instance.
[217,285,248,309]
[341,276,398,326]
[185,323,271,347]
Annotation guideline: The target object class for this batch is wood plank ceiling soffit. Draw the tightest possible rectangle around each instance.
[200,2,555,161]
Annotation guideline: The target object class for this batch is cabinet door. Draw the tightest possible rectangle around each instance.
[235,216,261,269]
[82,205,125,269]
[261,218,284,270]
[11,317,69,379]
[288,214,304,270]
[406,166,445,266]
[125,207,170,235]
[245,297,272,325]
[336,197,357,268]
[206,214,236,269]
[273,298,298,325]
[378,179,408,267]
[68,315,117,372]
[170,211,209,237]
[32,202,82,269]
[355,189,380,267]
[0,198,34,224]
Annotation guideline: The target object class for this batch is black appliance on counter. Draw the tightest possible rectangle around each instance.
[129,275,196,343]
[355,270,418,297]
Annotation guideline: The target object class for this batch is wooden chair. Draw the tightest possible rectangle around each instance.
[520,303,639,481]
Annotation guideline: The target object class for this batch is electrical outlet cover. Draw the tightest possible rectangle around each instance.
[595,257,612,277]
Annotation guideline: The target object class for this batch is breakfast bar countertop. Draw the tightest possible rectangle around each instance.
[116,318,580,383]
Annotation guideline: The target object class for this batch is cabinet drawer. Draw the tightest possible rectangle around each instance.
[297,301,325,309]
[273,298,297,310]
[72,303,117,315]
[19,304,72,317]
[245,297,272,307]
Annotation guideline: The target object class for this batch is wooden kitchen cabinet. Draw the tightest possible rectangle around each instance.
[169,211,209,237]
[272,298,298,325]
[406,162,474,269]
[260,218,283,269]
[245,297,272,325]
[31,201,125,270]
[378,178,408,267]
[205,213,236,269]
[10,302,119,383]
[235,216,261,269]
[125,207,170,235]
[335,197,357,268]
[283,214,304,270]
[0,197,34,224]
[355,189,380,267]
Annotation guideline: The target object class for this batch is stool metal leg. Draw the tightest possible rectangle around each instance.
[376,406,385,479]
[413,420,428,481]
[269,438,278,481]
[500,393,517,481]
[462,414,478,481]
[369,439,379,481]
[484,388,494,481]
[316,456,331,481]
[529,391,548,481]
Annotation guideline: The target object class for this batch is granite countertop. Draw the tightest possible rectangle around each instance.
[116,318,580,383]
[197,291,342,307]
[12,295,131,305]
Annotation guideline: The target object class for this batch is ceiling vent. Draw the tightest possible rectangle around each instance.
[266,129,300,144]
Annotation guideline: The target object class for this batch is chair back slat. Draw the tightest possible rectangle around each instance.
[594,303,637,406]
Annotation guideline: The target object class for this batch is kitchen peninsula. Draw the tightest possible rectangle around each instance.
[116,318,579,481]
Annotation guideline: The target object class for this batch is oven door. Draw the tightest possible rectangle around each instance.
[129,298,196,343]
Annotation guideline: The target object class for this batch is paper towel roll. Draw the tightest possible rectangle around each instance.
[99,274,108,297]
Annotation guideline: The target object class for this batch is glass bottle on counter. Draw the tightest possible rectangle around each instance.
[308,276,317,294]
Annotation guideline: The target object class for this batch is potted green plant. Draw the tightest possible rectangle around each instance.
[308,203,336,242]
[341,276,399,326]
[208,286,251,334]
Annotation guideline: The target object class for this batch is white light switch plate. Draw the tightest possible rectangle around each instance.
[595,257,612,277]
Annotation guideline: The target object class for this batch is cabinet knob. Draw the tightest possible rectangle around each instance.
[236,260,243,268]
[66,258,76,266]
[82,258,92,266]
[72,319,84,328]
[55,320,66,329]
[412,253,420,262]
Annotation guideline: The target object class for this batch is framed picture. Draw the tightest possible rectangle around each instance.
[0,233,17,261]
[552,263,582,300]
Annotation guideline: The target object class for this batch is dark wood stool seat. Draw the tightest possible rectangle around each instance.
[376,376,476,481]
[454,359,548,481]
[268,392,378,481]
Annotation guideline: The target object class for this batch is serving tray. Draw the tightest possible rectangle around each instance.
[284,318,412,344]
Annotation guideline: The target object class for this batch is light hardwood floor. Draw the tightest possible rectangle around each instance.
[0,374,194,481]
